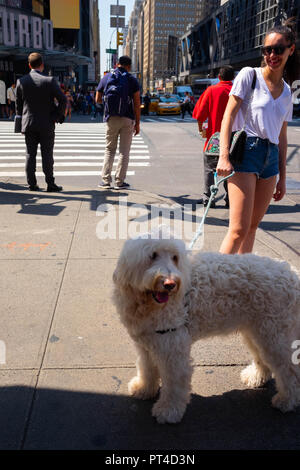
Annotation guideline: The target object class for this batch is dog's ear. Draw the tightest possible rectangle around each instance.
[112,264,121,285]
[113,239,142,288]
[112,257,131,288]
[112,268,118,284]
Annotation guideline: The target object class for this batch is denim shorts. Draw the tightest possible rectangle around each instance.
[233,137,279,179]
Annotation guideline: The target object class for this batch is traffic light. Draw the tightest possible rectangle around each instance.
[117,32,123,46]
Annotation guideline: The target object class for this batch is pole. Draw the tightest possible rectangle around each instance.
[116,0,119,58]
[107,29,116,71]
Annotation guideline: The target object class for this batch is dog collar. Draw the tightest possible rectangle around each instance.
[155,321,188,335]
[156,327,177,335]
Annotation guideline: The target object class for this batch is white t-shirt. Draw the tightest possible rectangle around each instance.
[230,67,293,144]
[7,87,16,102]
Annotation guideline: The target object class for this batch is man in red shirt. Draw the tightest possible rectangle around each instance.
[193,66,234,207]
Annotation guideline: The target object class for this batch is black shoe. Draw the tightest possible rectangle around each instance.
[206,199,216,208]
[29,184,41,191]
[197,198,216,208]
[114,182,130,190]
[47,184,63,192]
[98,182,111,189]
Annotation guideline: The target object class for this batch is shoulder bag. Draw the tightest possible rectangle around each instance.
[204,69,257,165]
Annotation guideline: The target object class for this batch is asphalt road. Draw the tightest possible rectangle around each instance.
[1,114,299,201]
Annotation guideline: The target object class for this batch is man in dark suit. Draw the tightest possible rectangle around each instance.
[16,52,67,192]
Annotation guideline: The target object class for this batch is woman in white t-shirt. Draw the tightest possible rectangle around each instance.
[217,19,299,254]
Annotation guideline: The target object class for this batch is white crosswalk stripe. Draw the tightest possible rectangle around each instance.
[142,116,195,123]
[0,122,151,179]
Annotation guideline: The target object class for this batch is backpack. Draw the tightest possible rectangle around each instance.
[103,68,133,117]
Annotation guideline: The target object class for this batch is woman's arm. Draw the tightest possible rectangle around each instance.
[217,95,242,176]
[273,121,288,201]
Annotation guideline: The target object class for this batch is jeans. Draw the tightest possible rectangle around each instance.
[234,137,279,179]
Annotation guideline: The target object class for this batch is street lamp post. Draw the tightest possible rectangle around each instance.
[116,0,119,57]
[107,28,117,70]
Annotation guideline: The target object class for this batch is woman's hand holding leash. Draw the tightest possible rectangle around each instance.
[216,154,234,177]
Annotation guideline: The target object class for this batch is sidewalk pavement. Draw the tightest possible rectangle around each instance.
[0,180,299,451]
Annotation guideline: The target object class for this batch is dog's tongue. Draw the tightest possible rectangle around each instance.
[156,292,169,303]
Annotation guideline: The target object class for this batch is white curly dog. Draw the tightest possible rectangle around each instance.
[113,235,300,424]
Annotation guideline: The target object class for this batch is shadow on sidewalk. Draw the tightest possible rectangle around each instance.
[266,202,300,215]
[0,182,129,215]
[1,183,299,234]
[0,183,214,228]
[261,202,300,233]
[2,382,300,450]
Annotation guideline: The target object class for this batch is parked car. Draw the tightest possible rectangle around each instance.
[156,94,181,115]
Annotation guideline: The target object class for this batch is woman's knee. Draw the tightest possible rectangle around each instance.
[228,224,251,241]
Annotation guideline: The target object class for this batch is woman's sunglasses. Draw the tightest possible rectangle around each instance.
[262,44,292,56]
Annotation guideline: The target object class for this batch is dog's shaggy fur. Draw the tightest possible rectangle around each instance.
[113,236,300,423]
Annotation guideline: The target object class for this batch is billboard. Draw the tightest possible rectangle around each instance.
[50,0,80,29]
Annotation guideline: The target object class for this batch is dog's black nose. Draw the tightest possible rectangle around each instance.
[164,280,176,291]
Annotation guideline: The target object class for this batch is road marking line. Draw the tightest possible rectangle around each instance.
[0,143,148,148]
[0,155,150,161]
[0,170,136,177]
[158,117,178,121]
[0,138,145,143]
[0,162,150,167]
[0,149,150,154]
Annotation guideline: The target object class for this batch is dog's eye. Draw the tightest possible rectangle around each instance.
[150,252,157,260]
[173,255,178,263]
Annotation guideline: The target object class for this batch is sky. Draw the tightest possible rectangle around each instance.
[99,0,135,76]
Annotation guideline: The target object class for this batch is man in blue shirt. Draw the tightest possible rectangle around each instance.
[96,56,140,189]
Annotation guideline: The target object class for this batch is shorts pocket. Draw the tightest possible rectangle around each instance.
[244,139,258,151]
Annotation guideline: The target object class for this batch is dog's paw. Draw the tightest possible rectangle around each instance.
[240,363,271,388]
[271,393,299,413]
[128,376,159,400]
[152,401,186,424]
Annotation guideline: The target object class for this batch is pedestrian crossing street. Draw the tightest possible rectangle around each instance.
[0,122,150,179]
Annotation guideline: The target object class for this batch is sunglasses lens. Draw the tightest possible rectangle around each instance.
[262,45,288,55]
[275,46,284,55]
[262,47,271,55]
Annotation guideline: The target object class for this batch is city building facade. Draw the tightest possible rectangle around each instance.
[179,0,300,87]
[0,0,100,93]
[123,0,201,92]
[141,0,202,93]
[123,0,299,94]
[124,0,143,74]
[198,0,220,20]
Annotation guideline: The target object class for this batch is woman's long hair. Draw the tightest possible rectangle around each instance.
[262,17,300,85]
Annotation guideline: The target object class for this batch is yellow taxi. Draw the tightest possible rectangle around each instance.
[140,95,159,114]
[149,96,159,113]
[156,94,181,115]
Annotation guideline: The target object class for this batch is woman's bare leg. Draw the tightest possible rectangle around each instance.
[238,175,277,253]
[219,172,257,254]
